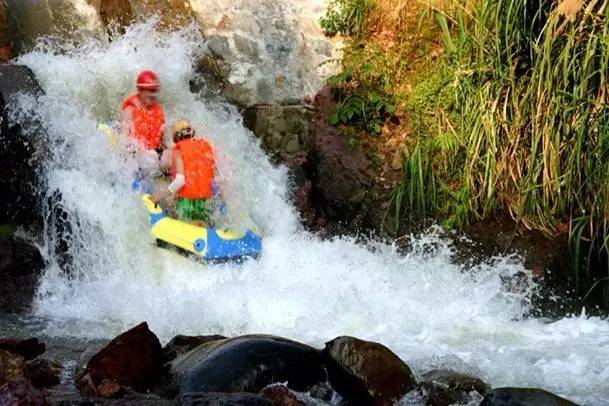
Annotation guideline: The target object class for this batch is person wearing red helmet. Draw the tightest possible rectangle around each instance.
[120,70,165,154]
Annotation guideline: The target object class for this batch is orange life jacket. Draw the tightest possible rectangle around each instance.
[120,93,165,150]
[172,138,215,199]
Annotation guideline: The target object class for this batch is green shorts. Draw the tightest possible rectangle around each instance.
[175,198,210,222]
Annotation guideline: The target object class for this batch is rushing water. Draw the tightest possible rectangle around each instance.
[5,21,609,405]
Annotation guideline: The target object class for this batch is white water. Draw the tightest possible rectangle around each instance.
[10,21,609,405]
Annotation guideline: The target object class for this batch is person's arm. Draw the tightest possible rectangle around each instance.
[152,151,185,203]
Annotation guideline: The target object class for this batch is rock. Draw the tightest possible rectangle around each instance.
[177,392,274,405]
[191,0,341,105]
[310,88,372,223]
[481,388,579,406]
[95,0,135,32]
[260,383,331,406]
[0,235,45,313]
[0,64,47,229]
[171,335,326,394]
[97,378,126,398]
[0,377,45,405]
[418,370,489,406]
[0,337,46,360]
[322,336,415,406]
[26,358,63,388]
[0,350,27,385]
[162,334,227,364]
[243,104,313,160]
[422,370,489,393]
[75,322,163,396]
[4,0,105,52]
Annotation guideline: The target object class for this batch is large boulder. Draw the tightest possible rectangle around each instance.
[0,377,45,405]
[322,336,415,406]
[481,388,579,406]
[75,322,163,396]
[171,335,326,394]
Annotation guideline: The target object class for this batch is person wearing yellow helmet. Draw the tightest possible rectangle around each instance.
[152,120,216,224]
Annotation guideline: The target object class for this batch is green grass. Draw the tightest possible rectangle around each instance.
[320,0,376,37]
[385,0,609,297]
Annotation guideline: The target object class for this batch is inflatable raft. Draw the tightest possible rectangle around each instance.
[142,194,262,263]
[98,122,262,262]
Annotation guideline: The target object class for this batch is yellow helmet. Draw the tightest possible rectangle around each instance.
[173,120,195,140]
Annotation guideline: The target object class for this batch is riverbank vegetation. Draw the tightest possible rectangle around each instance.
[322,0,609,304]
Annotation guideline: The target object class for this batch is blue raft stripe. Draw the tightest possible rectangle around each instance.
[205,229,262,260]
[150,212,167,226]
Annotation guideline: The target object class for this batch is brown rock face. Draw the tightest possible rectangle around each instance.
[0,350,28,386]
[260,384,306,406]
[0,378,45,405]
[323,336,415,406]
[75,322,163,397]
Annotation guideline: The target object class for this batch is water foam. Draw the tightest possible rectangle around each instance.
[12,21,609,405]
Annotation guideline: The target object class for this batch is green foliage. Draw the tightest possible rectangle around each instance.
[388,0,609,298]
[329,89,395,135]
[320,0,376,37]
[326,44,396,136]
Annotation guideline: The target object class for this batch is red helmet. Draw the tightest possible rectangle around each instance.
[136,70,160,91]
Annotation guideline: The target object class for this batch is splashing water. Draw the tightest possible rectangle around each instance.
[9,21,609,405]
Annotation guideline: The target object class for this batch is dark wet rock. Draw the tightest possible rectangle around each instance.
[0,377,45,405]
[171,335,326,394]
[322,336,415,406]
[0,349,28,385]
[26,358,63,388]
[162,334,227,364]
[177,392,274,405]
[0,64,47,229]
[0,337,45,361]
[416,369,490,405]
[481,387,579,406]
[0,234,45,313]
[75,322,163,396]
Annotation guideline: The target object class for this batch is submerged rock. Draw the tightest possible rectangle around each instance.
[481,387,579,406]
[322,336,415,406]
[26,358,63,388]
[0,377,45,405]
[177,392,274,405]
[171,335,326,394]
[418,369,490,406]
[75,322,163,396]
[0,350,28,385]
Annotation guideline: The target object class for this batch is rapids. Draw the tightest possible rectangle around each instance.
[5,21,609,405]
